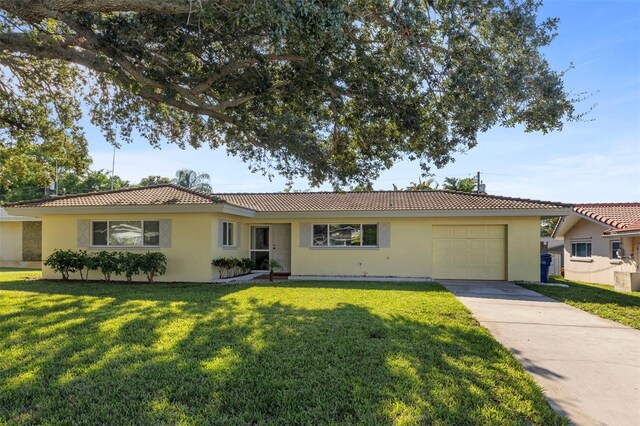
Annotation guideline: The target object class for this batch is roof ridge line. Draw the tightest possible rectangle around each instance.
[4,183,222,207]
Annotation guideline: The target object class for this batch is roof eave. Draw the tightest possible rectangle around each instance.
[253,207,572,219]
[3,203,253,217]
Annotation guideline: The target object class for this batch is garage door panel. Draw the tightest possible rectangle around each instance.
[452,240,469,250]
[486,239,505,252]
[432,225,506,280]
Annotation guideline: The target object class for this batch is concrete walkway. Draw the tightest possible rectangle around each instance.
[440,280,640,426]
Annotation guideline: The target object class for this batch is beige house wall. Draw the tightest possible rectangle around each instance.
[564,219,637,285]
[0,222,22,263]
[42,213,215,282]
[283,216,539,282]
[38,212,542,282]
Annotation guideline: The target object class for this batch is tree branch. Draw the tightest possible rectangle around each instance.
[0,0,196,22]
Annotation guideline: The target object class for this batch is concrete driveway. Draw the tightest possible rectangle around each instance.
[440,280,640,426]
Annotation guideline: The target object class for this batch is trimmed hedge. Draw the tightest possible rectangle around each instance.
[212,257,256,279]
[44,249,167,283]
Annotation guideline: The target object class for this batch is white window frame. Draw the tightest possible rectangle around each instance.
[312,223,378,248]
[570,240,592,259]
[91,220,160,248]
[610,240,622,259]
[222,221,235,247]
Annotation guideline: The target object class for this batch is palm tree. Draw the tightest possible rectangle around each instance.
[443,177,476,192]
[172,169,212,192]
[405,178,439,191]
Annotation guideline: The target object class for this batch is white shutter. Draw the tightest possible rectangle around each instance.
[77,220,90,247]
[217,219,224,247]
[299,223,311,248]
[159,219,172,248]
[378,222,391,248]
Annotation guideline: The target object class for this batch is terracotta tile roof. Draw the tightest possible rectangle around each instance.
[216,191,568,212]
[6,184,223,207]
[6,184,568,212]
[572,203,640,231]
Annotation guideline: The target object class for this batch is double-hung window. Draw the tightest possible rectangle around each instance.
[222,221,235,246]
[92,220,160,247]
[610,240,621,259]
[312,224,378,247]
[570,241,592,258]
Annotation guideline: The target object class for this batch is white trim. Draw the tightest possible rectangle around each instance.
[221,205,256,217]
[5,204,228,216]
[311,223,379,248]
[254,208,572,219]
[6,205,571,219]
[570,257,593,263]
[221,221,236,247]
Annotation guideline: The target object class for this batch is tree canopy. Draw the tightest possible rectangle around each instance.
[1,0,580,187]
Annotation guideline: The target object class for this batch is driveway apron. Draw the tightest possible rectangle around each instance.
[440,280,640,426]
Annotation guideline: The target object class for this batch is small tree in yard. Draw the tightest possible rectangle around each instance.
[119,252,142,283]
[139,252,167,283]
[44,249,77,280]
[268,259,282,283]
[95,251,121,282]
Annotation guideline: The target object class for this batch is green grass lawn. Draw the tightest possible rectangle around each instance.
[521,277,640,330]
[0,272,563,425]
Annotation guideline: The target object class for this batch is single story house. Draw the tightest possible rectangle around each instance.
[5,184,570,282]
[553,203,640,288]
[0,207,42,268]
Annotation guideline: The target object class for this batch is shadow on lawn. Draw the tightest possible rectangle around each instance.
[0,279,561,425]
[535,279,640,308]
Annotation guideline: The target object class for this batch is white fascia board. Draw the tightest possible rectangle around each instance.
[602,231,640,238]
[253,208,573,219]
[0,216,41,222]
[553,212,611,238]
[221,205,256,217]
[4,204,227,216]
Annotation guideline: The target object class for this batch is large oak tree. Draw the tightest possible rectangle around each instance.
[0,0,579,188]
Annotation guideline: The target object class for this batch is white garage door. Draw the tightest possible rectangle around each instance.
[432,225,506,280]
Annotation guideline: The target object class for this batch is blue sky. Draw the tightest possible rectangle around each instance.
[86,0,640,202]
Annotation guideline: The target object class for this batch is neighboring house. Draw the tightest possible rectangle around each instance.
[5,185,570,282]
[0,207,42,268]
[541,236,564,276]
[553,203,640,286]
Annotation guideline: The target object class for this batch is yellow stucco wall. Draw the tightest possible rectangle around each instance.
[39,212,541,282]
[564,219,637,285]
[283,216,539,281]
[0,222,22,262]
[41,213,215,282]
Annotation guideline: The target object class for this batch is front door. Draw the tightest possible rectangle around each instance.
[271,224,292,273]
[251,226,270,270]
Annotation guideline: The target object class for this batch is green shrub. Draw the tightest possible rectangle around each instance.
[72,250,91,281]
[139,252,167,283]
[95,251,121,282]
[212,256,256,279]
[44,249,77,280]
[119,252,142,283]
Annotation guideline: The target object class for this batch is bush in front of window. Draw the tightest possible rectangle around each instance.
[94,251,121,282]
[138,252,167,284]
[119,252,143,283]
[44,249,167,283]
[212,257,256,279]
[44,249,79,280]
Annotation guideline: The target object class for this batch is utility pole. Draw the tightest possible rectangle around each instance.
[476,171,481,194]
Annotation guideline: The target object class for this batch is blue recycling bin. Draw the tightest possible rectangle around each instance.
[540,253,552,283]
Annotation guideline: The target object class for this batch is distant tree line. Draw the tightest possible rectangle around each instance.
[1,168,212,202]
